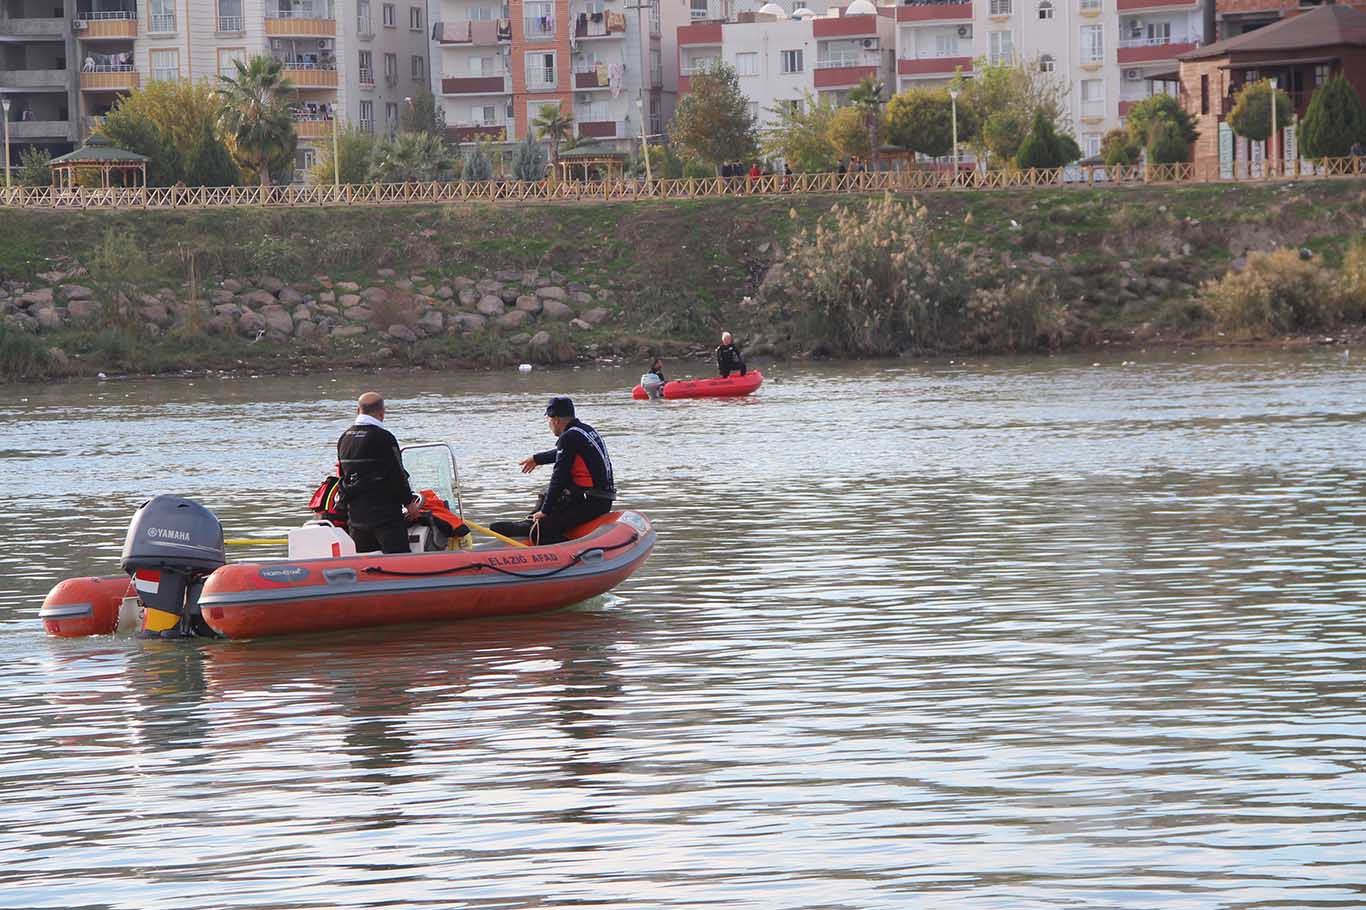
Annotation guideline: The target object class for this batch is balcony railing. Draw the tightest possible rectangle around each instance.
[359,67,375,84]
[356,14,372,33]
[217,15,243,30]
[526,71,557,90]
[76,9,136,20]
[816,51,880,69]
[578,119,619,138]
[0,17,66,37]
[270,5,335,17]
[681,59,720,75]
[1118,34,1194,48]
[523,16,555,38]
[149,12,175,31]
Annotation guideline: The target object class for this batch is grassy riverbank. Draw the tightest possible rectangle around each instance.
[3,179,1365,382]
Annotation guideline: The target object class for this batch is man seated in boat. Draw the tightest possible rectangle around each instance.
[641,356,666,399]
[491,396,615,545]
[716,332,747,378]
[337,392,422,553]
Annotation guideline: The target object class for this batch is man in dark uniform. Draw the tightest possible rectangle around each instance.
[716,331,746,377]
[490,396,615,545]
[336,392,421,554]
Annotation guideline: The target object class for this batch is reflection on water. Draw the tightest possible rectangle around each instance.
[2,351,1365,909]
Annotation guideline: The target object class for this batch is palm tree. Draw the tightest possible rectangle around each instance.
[217,55,297,187]
[848,76,885,168]
[532,105,576,173]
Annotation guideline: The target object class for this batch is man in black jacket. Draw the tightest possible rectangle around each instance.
[491,396,615,545]
[336,392,421,553]
[716,331,746,377]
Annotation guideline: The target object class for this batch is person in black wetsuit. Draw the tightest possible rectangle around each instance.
[490,396,615,545]
[336,392,421,554]
[715,331,746,377]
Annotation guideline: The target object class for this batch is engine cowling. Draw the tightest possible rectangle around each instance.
[120,495,225,636]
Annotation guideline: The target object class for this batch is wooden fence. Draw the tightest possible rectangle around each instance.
[2,157,1364,210]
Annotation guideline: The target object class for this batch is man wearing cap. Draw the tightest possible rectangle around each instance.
[491,396,615,545]
[337,392,421,553]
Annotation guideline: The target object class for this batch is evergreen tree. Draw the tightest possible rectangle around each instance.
[1015,109,1068,169]
[1228,79,1293,143]
[1300,75,1366,159]
[511,132,546,181]
[1146,119,1189,165]
[461,142,493,181]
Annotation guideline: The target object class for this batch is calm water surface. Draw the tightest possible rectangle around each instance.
[1,352,1364,909]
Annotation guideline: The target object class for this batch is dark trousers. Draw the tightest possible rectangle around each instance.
[490,495,611,546]
[349,518,410,554]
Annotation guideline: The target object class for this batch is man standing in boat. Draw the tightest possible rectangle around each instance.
[337,392,421,554]
[492,396,615,545]
[716,331,747,378]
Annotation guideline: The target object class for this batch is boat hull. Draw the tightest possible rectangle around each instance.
[40,576,133,637]
[632,370,763,400]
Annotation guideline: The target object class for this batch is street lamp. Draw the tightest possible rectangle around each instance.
[2,97,11,190]
[330,102,340,189]
[1268,76,1278,179]
[636,94,652,183]
[948,87,959,185]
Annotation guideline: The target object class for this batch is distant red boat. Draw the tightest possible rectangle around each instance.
[633,370,763,400]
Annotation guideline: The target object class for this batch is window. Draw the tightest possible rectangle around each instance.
[1083,133,1101,158]
[357,0,371,33]
[1081,77,1104,116]
[1081,24,1103,62]
[411,54,425,80]
[649,0,660,33]
[586,100,609,122]
[781,49,803,73]
[409,5,422,29]
[989,0,1010,15]
[934,34,959,57]
[525,1,554,37]
[650,94,661,135]
[1147,21,1170,43]
[384,52,398,81]
[525,51,555,89]
[359,49,374,83]
[1039,53,1054,73]
[1037,0,1051,19]
[1080,0,1100,10]
[783,98,803,116]
[217,46,246,78]
[385,101,399,134]
[359,99,374,132]
[746,101,759,121]
[1200,73,1209,114]
[650,48,662,86]
[382,2,395,26]
[470,55,495,75]
[148,0,175,32]
[480,104,497,125]
[465,6,493,19]
[735,51,758,76]
[217,0,243,31]
[150,48,178,80]
[690,0,708,18]
[1315,63,1330,85]
[989,30,1013,65]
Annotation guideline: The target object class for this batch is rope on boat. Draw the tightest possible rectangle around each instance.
[359,533,640,580]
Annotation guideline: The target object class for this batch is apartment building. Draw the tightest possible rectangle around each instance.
[432,0,665,150]
[2,0,430,179]
[676,1,894,135]
[1217,0,1364,41]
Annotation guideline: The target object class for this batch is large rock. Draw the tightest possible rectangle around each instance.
[436,286,454,300]
[377,268,397,279]
[141,301,172,327]
[515,295,542,314]
[570,318,592,331]
[33,306,61,330]
[476,278,503,294]
[258,275,285,293]
[361,287,388,304]
[387,324,418,343]
[572,291,594,306]
[528,330,553,350]
[221,278,243,292]
[452,276,476,291]
[343,305,373,322]
[335,280,360,292]
[395,278,415,291]
[67,299,99,323]
[206,314,235,336]
[295,320,319,339]
[339,294,362,309]
[416,310,444,335]
[498,309,531,329]
[458,289,479,307]
[581,307,609,325]
[60,285,93,302]
[451,312,487,333]
[536,286,567,301]
[291,304,312,322]
[260,304,294,335]
[210,289,236,304]
[499,287,521,304]
[332,324,368,338]
[318,290,336,304]
[476,295,505,317]
[495,270,522,282]
[278,287,305,307]
[540,299,573,321]
[18,288,53,308]
[245,290,276,308]
[238,310,267,337]
[213,302,243,320]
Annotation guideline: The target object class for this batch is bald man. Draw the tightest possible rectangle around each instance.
[715,331,746,378]
[336,392,421,554]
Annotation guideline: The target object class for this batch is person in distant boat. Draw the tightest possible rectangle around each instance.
[490,396,615,545]
[715,331,746,378]
[641,356,666,399]
[336,392,421,554]
[647,356,665,382]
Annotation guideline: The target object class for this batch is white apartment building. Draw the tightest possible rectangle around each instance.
[894,0,1205,157]
[676,0,894,136]
[431,0,664,150]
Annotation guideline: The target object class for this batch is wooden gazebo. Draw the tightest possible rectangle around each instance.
[556,145,629,182]
[49,134,148,189]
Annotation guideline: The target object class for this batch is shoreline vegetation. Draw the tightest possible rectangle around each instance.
[3,180,1365,384]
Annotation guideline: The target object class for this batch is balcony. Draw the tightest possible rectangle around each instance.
[897,54,972,77]
[280,61,339,87]
[7,119,74,141]
[0,69,70,89]
[1117,36,1198,64]
[440,75,509,94]
[677,20,722,46]
[447,122,507,143]
[813,14,878,37]
[293,115,334,139]
[0,17,66,38]
[217,15,244,31]
[814,62,880,89]
[896,0,972,21]
[148,12,176,32]
[523,15,555,40]
[574,66,612,90]
[80,66,138,90]
[578,119,618,138]
[75,11,139,38]
[265,13,337,36]
[1116,0,1198,9]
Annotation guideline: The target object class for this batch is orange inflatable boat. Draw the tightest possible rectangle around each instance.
[633,370,763,400]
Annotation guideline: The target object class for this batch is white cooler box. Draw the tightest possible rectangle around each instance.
[288,521,358,559]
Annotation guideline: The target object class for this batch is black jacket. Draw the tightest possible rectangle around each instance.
[716,342,746,376]
[337,421,415,526]
[533,418,615,514]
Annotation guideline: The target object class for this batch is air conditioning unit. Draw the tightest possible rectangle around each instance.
[72,19,87,29]
[1125,68,1140,80]
[861,37,878,49]
[578,92,593,103]
[957,24,971,38]
[1126,17,1141,27]
[318,38,333,49]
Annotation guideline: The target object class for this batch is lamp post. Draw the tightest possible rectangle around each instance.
[636,94,652,183]
[1268,76,1278,179]
[948,87,959,185]
[2,96,11,190]
[331,102,340,189]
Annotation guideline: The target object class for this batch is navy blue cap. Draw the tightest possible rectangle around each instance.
[545,396,575,418]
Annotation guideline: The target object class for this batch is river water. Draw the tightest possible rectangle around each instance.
[1,351,1364,909]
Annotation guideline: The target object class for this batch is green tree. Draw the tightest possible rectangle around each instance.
[99,79,240,186]
[399,85,447,137]
[1124,93,1198,148]
[981,110,1028,162]
[367,131,454,182]
[761,92,839,173]
[461,141,494,181]
[216,55,298,186]
[17,147,53,187]
[511,131,547,181]
[847,75,886,163]
[1101,128,1139,166]
[309,122,376,184]
[952,59,1067,161]
[829,105,873,161]
[668,62,758,173]
[532,105,575,169]
[885,87,957,158]
[1146,119,1189,165]
[1015,109,1069,169]
[1228,79,1293,143]
[1300,74,1366,159]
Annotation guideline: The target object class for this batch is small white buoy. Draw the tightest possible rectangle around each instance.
[518,363,532,373]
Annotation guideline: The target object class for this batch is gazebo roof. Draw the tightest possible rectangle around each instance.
[559,144,629,160]
[50,133,150,165]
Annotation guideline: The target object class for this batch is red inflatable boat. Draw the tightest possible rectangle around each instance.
[632,370,763,400]
[41,510,655,640]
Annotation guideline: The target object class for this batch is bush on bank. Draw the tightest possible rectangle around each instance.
[1199,243,1366,336]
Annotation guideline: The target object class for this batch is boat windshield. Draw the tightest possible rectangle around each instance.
[401,443,463,514]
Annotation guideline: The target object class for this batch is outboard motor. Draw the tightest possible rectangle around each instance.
[640,372,665,400]
[120,495,226,638]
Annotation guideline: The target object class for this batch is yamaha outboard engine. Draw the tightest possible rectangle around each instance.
[640,372,665,400]
[120,495,226,638]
